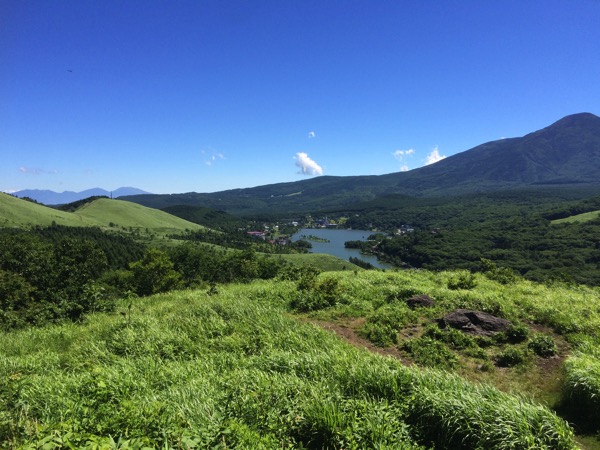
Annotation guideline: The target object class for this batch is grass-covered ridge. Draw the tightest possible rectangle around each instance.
[73,198,204,234]
[553,210,600,224]
[0,192,89,227]
[0,272,584,449]
[0,194,203,236]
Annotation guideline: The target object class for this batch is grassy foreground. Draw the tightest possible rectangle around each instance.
[0,274,578,449]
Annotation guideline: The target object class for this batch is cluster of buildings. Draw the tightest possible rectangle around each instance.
[246,230,291,245]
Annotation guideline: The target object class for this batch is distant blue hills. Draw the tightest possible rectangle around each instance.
[13,187,151,205]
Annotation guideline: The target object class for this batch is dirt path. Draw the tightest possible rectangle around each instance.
[306,318,407,362]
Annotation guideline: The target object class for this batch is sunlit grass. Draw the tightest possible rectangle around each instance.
[0,276,580,449]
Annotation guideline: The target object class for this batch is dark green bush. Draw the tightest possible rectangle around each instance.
[290,277,341,312]
[423,325,477,350]
[361,322,397,347]
[496,347,528,367]
[447,273,477,290]
[528,333,558,357]
[498,323,530,344]
[402,337,458,369]
[130,248,182,296]
[480,258,518,284]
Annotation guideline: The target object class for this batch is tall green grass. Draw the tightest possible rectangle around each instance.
[562,346,600,432]
[292,269,600,435]
[0,279,576,449]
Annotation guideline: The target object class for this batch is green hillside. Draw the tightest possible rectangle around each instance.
[0,192,92,227]
[279,252,361,271]
[0,194,203,235]
[73,198,204,233]
[124,113,600,215]
[1,273,584,449]
[553,210,600,224]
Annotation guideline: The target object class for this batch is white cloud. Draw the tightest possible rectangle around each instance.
[295,152,323,176]
[19,166,58,175]
[426,146,446,165]
[308,131,316,139]
[393,149,415,159]
[202,150,225,166]
[393,148,415,170]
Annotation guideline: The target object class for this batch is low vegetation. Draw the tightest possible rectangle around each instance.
[0,277,578,449]
[337,190,600,286]
[3,191,600,448]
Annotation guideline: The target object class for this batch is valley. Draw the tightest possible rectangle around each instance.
[2,113,600,448]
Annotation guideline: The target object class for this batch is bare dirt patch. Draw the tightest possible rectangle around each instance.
[306,318,406,361]
[305,318,570,400]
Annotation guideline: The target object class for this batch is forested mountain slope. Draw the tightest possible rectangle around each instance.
[124,113,600,214]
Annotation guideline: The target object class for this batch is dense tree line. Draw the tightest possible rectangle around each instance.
[331,190,600,286]
[374,216,600,285]
[0,226,294,330]
[0,232,111,328]
[27,224,146,269]
[338,188,600,232]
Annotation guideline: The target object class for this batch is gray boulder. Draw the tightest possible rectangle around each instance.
[406,294,435,309]
[439,309,511,336]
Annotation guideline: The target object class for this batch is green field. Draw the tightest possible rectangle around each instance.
[0,194,203,236]
[4,269,600,449]
[0,193,93,227]
[553,210,600,224]
[73,198,204,234]
[279,252,361,271]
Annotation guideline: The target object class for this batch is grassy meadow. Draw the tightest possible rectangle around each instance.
[5,268,600,449]
[553,210,600,224]
[73,199,204,236]
[0,193,91,228]
[0,194,202,238]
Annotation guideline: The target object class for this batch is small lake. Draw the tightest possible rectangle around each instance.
[291,228,392,269]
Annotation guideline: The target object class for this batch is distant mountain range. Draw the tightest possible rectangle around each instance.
[13,187,150,205]
[123,112,600,215]
[13,113,600,214]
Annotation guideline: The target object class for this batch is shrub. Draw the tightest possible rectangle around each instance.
[129,249,182,296]
[480,258,518,284]
[447,272,477,290]
[367,304,417,330]
[528,333,557,357]
[423,324,477,350]
[290,277,341,312]
[360,322,397,347]
[496,323,530,344]
[402,337,458,369]
[280,265,321,283]
[360,304,418,347]
[496,346,528,367]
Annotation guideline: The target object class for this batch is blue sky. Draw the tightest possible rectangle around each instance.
[1,0,599,194]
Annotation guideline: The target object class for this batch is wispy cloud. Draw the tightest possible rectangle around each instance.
[201,150,225,166]
[19,166,58,175]
[295,152,323,176]
[393,148,415,171]
[308,131,316,139]
[426,146,446,165]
